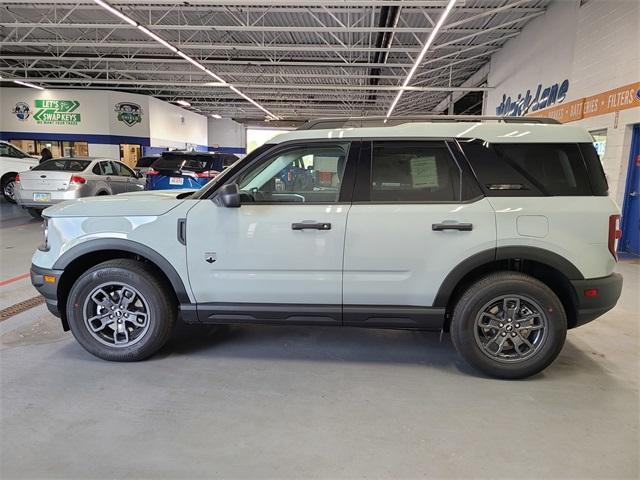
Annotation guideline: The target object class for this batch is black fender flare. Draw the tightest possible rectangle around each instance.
[53,238,191,303]
[432,246,584,308]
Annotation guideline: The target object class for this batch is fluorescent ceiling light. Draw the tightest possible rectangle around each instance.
[138,25,177,52]
[13,80,45,90]
[94,0,137,26]
[210,114,222,119]
[386,0,458,119]
[176,100,191,107]
[94,0,280,120]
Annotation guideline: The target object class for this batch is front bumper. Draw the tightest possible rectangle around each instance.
[571,273,623,327]
[30,264,64,319]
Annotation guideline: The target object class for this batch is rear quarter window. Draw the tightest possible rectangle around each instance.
[460,141,598,196]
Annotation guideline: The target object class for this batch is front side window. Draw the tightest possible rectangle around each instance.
[112,162,134,177]
[371,141,460,202]
[237,143,349,203]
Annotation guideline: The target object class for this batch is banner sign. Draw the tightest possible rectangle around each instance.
[33,99,81,125]
[528,81,640,123]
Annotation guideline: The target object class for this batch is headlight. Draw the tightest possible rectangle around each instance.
[39,216,50,251]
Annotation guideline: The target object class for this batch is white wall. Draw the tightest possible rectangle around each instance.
[484,0,640,203]
[148,97,207,149]
[207,118,245,152]
[88,143,119,160]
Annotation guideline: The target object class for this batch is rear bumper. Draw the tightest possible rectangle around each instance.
[571,273,623,327]
[17,190,83,208]
[30,264,64,319]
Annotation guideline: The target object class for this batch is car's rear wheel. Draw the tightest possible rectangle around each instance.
[66,259,176,361]
[1,174,17,203]
[450,272,567,379]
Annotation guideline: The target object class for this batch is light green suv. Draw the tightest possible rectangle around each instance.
[30,117,623,379]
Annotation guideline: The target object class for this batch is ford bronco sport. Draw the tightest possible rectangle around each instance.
[30,116,623,379]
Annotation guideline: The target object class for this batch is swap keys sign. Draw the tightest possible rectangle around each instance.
[33,99,81,125]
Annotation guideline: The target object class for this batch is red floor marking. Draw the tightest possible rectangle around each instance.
[0,272,30,287]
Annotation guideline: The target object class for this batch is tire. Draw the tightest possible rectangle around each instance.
[450,272,567,379]
[66,259,176,361]
[27,208,42,219]
[1,174,17,204]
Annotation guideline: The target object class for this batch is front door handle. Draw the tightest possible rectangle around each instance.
[292,221,332,231]
[432,222,473,231]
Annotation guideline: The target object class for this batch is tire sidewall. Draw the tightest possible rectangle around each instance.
[67,264,171,361]
[452,276,567,379]
[2,175,17,204]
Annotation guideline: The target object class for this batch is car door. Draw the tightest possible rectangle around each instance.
[185,141,358,324]
[106,161,130,194]
[113,161,144,192]
[90,161,115,194]
[342,140,496,328]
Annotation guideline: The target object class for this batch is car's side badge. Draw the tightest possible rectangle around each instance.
[204,252,217,264]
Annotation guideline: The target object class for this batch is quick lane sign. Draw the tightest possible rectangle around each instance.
[33,99,81,125]
[496,80,570,117]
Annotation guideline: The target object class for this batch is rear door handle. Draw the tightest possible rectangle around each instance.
[432,222,473,231]
[292,221,332,231]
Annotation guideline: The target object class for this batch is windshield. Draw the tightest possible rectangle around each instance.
[32,159,90,171]
[190,144,273,199]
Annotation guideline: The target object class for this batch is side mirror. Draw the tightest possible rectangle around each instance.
[216,183,241,208]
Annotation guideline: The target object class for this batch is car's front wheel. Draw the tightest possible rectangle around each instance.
[1,174,17,203]
[450,272,567,379]
[66,259,176,361]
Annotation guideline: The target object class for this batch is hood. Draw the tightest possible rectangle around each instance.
[43,189,195,218]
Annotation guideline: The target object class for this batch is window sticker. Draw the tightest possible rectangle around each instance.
[410,156,438,188]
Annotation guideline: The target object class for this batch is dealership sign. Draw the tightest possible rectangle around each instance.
[496,79,570,117]
[12,102,31,121]
[115,102,143,127]
[33,99,81,125]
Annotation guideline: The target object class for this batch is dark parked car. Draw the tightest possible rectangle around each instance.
[146,151,239,190]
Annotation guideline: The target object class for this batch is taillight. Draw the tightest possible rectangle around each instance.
[15,174,20,183]
[146,168,159,176]
[196,170,220,178]
[608,214,622,261]
[69,175,86,184]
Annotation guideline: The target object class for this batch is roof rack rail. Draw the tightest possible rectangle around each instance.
[297,115,560,130]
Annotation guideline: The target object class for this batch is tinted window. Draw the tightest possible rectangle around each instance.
[461,141,595,196]
[136,156,158,168]
[493,143,591,196]
[33,159,89,172]
[238,143,349,203]
[371,141,460,202]
[579,143,608,196]
[156,153,223,172]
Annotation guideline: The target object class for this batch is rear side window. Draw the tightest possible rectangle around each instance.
[371,141,460,202]
[461,141,596,196]
[579,143,609,195]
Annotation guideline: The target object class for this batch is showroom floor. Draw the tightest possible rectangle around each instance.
[1,201,638,479]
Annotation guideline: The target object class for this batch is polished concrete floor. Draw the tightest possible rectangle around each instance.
[1,201,639,479]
